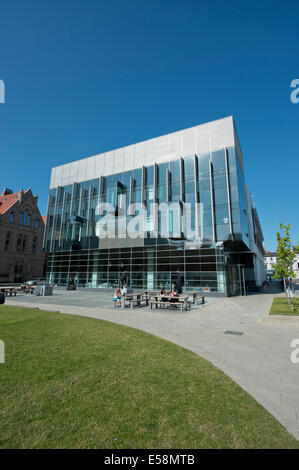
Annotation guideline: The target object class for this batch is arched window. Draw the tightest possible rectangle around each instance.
[24,210,31,226]
[4,233,10,251]
[32,237,37,254]
[20,210,31,226]
[9,212,14,223]
[35,219,39,229]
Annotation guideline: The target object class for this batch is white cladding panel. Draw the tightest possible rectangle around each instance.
[50,116,238,188]
[70,160,79,183]
[54,166,62,187]
[78,159,87,182]
[94,153,104,178]
[168,131,182,161]
[104,151,114,176]
[182,127,196,156]
[113,148,124,174]
[134,141,146,168]
[209,119,226,152]
[50,166,56,188]
[85,156,96,181]
[195,123,210,154]
[123,145,135,172]
[61,163,70,186]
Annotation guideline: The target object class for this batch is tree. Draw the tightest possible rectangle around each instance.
[273,224,299,310]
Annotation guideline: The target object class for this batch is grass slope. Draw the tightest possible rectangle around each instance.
[0,306,298,449]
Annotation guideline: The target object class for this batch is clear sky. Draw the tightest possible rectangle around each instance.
[0,0,298,250]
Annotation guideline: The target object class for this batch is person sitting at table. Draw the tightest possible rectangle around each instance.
[160,287,168,303]
[113,287,121,307]
[169,288,179,303]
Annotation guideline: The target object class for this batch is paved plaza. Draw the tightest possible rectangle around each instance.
[5,284,299,441]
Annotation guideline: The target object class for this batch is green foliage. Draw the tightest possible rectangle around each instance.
[273,224,299,282]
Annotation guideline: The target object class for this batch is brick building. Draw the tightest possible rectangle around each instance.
[0,188,46,283]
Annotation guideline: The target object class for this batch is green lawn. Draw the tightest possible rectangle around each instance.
[270,297,299,315]
[0,306,298,449]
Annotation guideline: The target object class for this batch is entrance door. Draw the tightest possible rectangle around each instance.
[227,265,245,296]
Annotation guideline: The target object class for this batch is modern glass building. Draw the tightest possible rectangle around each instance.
[44,116,265,295]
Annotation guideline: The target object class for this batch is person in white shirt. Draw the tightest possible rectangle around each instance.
[121,284,127,296]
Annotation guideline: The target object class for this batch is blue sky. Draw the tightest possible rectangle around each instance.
[0,0,298,250]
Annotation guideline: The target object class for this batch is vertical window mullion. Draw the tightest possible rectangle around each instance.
[225,147,233,239]
[209,160,216,243]
[180,157,185,202]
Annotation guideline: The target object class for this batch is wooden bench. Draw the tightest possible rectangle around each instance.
[129,299,148,309]
[140,294,154,306]
[149,300,190,312]
[24,286,35,294]
[183,292,205,305]
[122,296,148,309]
[3,288,18,297]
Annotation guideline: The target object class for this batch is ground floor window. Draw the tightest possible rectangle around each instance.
[46,244,227,293]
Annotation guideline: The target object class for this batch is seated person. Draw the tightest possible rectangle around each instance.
[160,287,168,303]
[113,287,121,307]
[169,288,179,303]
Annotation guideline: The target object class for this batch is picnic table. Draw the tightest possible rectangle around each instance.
[26,285,36,294]
[18,285,36,294]
[143,290,161,296]
[183,292,205,305]
[149,294,191,312]
[121,293,147,309]
[0,286,18,296]
[142,290,165,306]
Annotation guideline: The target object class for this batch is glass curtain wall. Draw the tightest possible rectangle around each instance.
[45,146,247,293]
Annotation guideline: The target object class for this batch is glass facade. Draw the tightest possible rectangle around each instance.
[45,145,255,294]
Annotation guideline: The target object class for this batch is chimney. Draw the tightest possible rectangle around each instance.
[18,189,23,202]
[34,194,38,206]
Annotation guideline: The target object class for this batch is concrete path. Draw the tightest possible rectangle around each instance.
[5,286,299,440]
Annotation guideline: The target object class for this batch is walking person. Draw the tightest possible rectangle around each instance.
[113,287,121,307]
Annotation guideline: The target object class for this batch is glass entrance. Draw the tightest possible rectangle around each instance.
[227,265,245,296]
